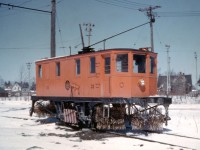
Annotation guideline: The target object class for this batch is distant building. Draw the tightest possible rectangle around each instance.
[4,81,34,97]
[11,82,22,96]
[158,73,192,95]
[0,87,8,97]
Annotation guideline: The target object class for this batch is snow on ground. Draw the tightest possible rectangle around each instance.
[172,95,200,104]
[0,97,200,150]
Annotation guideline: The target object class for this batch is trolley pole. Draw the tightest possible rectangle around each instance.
[139,6,161,52]
[79,24,85,49]
[51,0,56,57]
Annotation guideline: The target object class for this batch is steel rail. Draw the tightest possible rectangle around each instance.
[107,131,196,150]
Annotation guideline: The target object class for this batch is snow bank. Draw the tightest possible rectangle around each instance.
[172,95,200,104]
[0,98,200,150]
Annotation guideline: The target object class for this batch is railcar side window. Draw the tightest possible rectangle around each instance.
[133,54,146,73]
[56,62,60,76]
[38,65,42,78]
[76,59,80,75]
[105,57,110,74]
[116,54,128,72]
[150,56,155,74]
[90,57,96,73]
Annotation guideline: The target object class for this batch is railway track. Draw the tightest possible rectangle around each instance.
[106,130,199,150]
[163,132,200,141]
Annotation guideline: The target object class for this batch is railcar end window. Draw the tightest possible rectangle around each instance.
[76,59,80,75]
[56,62,60,76]
[133,54,146,73]
[116,54,128,72]
[90,57,96,73]
[150,56,155,74]
[105,57,110,74]
[38,65,42,78]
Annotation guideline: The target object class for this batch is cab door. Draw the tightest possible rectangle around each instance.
[102,55,111,97]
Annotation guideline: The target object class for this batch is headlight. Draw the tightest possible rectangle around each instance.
[139,79,145,87]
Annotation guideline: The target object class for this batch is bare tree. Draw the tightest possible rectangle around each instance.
[0,76,4,88]
[19,65,26,83]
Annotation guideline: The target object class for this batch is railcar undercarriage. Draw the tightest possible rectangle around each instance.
[30,96,171,131]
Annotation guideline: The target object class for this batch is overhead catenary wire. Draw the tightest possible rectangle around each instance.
[0,2,51,14]
[154,25,164,46]
[57,0,65,4]
[0,47,50,50]
[123,0,149,7]
[0,1,52,18]
[56,13,66,54]
[95,0,200,17]
[94,0,147,10]
[95,0,136,10]
[108,0,149,7]
[89,21,150,47]
[156,11,200,17]
[19,0,34,6]
[0,9,50,18]
[133,26,146,48]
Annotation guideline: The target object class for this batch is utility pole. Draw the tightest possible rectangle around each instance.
[51,0,56,57]
[26,62,32,99]
[194,52,198,84]
[139,6,161,52]
[83,23,95,46]
[169,56,171,93]
[165,45,170,97]
[69,46,72,56]
[26,62,32,89]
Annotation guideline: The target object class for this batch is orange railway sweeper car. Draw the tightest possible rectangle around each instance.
[30,48,171,131]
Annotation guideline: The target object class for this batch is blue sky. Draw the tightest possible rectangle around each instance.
[0,0,200,84]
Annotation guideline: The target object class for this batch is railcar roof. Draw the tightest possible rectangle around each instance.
[35,48,157,63]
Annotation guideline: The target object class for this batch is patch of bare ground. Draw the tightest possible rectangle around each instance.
[38,129,117,141]
[73,130,118,140]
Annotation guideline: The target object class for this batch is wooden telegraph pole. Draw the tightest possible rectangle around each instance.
[51,0,56,57]
[139,6,161,52]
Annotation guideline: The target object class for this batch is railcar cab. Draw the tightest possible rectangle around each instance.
[102,47,157,97]
[112,47,156,75]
